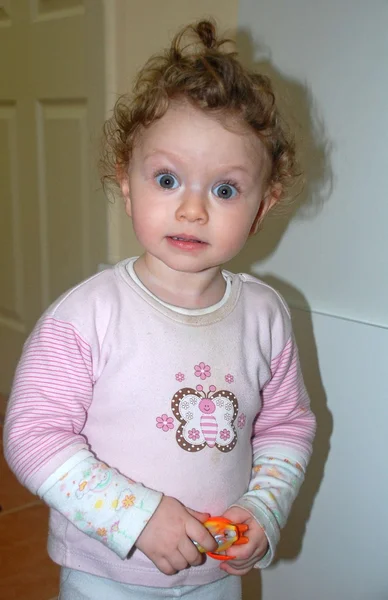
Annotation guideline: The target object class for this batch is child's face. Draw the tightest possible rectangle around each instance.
[121,101,277,275]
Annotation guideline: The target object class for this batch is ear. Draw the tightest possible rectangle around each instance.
[116,164,132,218]
[249,183,282,236]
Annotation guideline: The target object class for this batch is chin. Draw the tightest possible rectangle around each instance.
[162,257,216,274]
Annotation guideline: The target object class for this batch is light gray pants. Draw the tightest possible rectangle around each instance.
[59,567,242,600]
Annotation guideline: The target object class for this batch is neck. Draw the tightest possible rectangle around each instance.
[133,254,226,309]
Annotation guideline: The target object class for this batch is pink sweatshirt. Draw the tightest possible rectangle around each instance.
[4,259,316,587]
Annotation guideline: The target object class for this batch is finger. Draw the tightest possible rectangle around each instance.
[220,554,259,574]
[224,553,259,570]
[169,550,189,573]
[156,557,178,576]
[225,541,255,560]
[186,507,211,523]
[220,562,252,576]
[186,519,218,552]
[179,537,203,567]
[227,537,268,562]
[225,559,253,570]
[226,546,265,567]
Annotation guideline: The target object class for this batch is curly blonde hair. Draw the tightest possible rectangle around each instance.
[101,20,300,203]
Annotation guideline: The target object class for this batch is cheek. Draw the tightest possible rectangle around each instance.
[131,202,166,242]
[217,211,256,245]
[131,213,154,242]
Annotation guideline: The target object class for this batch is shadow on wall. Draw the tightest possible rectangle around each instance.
[228,26,333,276]
[226,28,334,600]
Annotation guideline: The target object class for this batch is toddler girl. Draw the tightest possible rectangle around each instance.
[4,19,316,600]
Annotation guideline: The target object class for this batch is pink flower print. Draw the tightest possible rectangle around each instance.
[156,414,174,432]
[111,521,120,532]
[188,428,200,440]
[175,372,185,382]
[194,362,211,380]
[225,373,234,384]
[220,429,231,441]
[238,413,246,429]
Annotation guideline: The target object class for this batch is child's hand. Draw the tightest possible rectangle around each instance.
[135,496,218,575]
[219,506,268,575]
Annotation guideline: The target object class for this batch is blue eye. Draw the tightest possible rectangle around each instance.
[213,183,238,200]
[155,173,179,189]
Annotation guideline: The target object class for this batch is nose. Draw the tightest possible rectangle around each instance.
[175,190,209,224]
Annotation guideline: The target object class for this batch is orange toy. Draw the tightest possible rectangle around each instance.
[194,516,249,561]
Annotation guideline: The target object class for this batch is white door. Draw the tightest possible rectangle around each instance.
[0,0,107,393]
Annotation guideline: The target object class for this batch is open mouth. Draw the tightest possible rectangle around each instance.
[170,236,205,244]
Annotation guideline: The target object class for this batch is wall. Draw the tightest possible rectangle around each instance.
[234,1,388,599]
[237,0,388,327]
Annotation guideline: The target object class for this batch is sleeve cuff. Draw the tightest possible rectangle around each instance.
[37,449,93,497]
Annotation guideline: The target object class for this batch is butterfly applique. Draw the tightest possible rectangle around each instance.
[171,384,238,452]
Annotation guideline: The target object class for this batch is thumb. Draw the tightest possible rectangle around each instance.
[222,505,251,524]
[186,507,211,523]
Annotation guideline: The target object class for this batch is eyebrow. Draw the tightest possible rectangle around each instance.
[143,150,183,163]
[144,151,255,177]
[219,165,253,176]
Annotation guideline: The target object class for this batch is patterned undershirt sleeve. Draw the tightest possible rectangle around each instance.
[37,449,163,559]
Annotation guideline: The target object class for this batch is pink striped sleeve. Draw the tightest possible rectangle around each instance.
[4,316,94,491]
[253,336,316,461]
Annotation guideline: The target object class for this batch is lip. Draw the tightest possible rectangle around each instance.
[168,234,205,243]
[166,234,208,252]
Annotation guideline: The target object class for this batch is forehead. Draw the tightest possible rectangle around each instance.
[133,101,268,170]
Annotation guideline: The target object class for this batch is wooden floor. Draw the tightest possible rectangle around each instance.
[0,394,60,600]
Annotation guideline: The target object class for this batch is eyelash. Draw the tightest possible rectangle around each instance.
[153,168,177,179]
[219,179,242,194]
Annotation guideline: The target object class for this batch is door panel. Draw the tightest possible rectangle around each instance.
[0,0,107,393]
